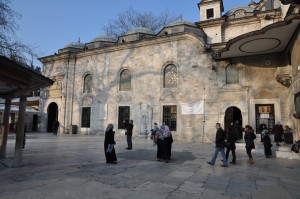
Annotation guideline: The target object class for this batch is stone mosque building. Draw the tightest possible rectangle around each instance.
[39,0,300,142]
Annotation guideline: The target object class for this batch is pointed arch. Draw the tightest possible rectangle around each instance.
[164,64,178,88]
[119,69,132,91]
[226,64,239,84]
[83,73,92,93]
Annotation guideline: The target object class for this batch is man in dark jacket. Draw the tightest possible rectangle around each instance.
[207,123,228,167]
[124,120,134,150]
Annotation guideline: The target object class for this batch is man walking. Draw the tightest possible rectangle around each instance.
[53,120,60,135]
[124,120,134,150]
[207,123,228,167]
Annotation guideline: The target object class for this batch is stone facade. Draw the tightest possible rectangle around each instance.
[39,0,299,142]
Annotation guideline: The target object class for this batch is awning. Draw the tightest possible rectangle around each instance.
[216,14,300,59]
[0,56,53,98]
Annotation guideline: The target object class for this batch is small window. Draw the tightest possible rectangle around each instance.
[226,65,239,84]
[81,107,91,128]
[118,106,130,129]
[206,8,214,19]
[163,106,177,131]
[120,69,132,91]
[164,64,178,88]
[83,74,92,93]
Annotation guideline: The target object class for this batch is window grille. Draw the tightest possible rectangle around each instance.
[226,65,239,84]
[81,107,91,128]
[206,8,214,19]
[164,65,178,88]
[120,69,132,91]
[163,106,177,131]
[118,106,130,129]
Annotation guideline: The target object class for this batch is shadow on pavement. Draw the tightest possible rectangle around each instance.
[117,149,196,163]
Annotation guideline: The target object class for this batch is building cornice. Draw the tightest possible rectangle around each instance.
[39,32,205,63]
[195,18,225,28]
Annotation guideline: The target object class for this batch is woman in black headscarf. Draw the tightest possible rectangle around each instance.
[104,124,117,164]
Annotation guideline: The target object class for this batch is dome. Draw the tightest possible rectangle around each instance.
[64,41,85,49]
[166,19,197,27]
[92,35,117,42]
[125,27,156,35]
[224,6,255,16]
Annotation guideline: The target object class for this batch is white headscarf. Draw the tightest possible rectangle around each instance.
[163,125,171,137]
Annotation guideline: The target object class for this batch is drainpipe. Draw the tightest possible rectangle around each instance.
[63,54,71,134]
[70,54,77,132]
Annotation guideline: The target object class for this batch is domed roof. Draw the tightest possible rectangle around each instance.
[224,6,255,16]
[125,27,156,35]
[166,19,196,27]
[64,41,85,49]
[92,35,117,42]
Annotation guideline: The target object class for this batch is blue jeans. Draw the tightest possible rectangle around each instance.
[210,147,228,166]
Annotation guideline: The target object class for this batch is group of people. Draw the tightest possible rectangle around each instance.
[104,121,173,164]
[207,122,275,167]
[151,122,173,163]
[104,120,294,166]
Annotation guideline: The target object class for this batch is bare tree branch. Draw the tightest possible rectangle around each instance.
[102,7,182,38]
[0,0,38,66]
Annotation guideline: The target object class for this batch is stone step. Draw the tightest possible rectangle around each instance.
[235,142,300,160]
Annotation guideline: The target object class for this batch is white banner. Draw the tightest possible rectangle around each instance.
[181,100,204,115]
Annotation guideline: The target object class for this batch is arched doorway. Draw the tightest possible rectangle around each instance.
[224,106,243,139]
[47,102,58,132]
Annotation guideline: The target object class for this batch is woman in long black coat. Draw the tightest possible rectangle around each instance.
[104,124,117,164]
[273,121,283,146]
[263,130,272,158]
[244,125,256,164]
[226,126,237,164]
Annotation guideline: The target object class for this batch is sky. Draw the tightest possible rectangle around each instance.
[11,0,251,67]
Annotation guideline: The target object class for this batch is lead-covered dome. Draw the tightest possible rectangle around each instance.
[92,35,117,42]
[125,27,156,35]
[166,19,197,27]
[224,6,255,17]
[64,41,85,49]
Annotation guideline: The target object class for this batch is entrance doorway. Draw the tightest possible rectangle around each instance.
[47,102,58,132]
[255,104,275,134]
[225,106,243,139]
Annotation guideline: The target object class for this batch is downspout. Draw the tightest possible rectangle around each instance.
[63,53,71,134]
[70,54,77,129]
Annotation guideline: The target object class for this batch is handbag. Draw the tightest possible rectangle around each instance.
[106,144,114,153]
[125,130,127,136]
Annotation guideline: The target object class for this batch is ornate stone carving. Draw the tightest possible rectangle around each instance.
[138,103,153,137]
[160,90,178,102]
[116,93,132,103]
[275,66,292,88]
[81,95,93,106]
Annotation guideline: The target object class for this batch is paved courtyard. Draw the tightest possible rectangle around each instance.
[0,133,299,199]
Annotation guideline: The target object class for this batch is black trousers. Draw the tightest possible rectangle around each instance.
[225,148,236,163]
[246,147,253,159]
[127,134,132,149]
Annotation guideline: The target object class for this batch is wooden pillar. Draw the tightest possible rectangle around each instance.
[12,94,27,167]
[0,98,11,159]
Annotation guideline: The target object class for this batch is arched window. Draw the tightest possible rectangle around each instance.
[164,64,178,88]
[226,65,239,84]
[83,74,92,93]
[120,69,132,91]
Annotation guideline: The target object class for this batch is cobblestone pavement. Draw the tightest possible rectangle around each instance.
[0,133,299,199]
